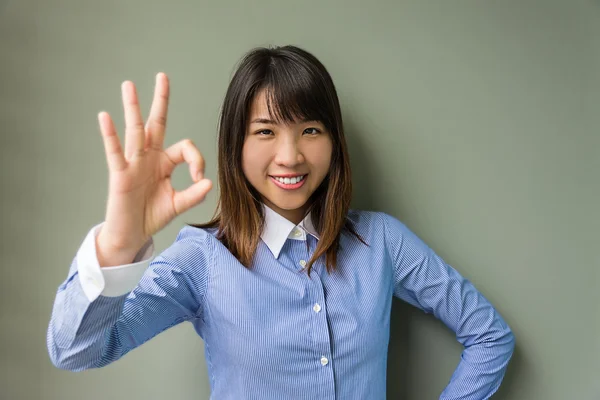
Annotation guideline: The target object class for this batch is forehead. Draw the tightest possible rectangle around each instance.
[248,89,269,117]
[246,86,327,128]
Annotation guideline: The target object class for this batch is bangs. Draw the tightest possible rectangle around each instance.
[258,60,333,130]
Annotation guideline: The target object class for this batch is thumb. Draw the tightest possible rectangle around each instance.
[173,179,213,215]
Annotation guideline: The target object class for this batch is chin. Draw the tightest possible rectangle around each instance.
[267,195,309,211]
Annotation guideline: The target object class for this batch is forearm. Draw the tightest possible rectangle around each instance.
[440,328,515,399]
[47,223,153,371]
[47,267,129,371]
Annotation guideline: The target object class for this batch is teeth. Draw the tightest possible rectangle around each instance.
[274,175,305,185]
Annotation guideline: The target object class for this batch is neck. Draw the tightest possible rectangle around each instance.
[263,200,309,225]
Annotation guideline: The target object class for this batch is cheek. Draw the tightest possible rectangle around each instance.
[241,144,252,176]
[241,144,257,184]
[310,139,333,171]
[242,141,269,179]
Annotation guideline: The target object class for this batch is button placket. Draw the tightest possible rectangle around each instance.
[300,235,331,370]
[306,263,332,371]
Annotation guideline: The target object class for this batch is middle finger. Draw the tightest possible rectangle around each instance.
[145,72,170,150]
[122,81,145,161]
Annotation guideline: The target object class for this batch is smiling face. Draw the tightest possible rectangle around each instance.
[242,89,333,224]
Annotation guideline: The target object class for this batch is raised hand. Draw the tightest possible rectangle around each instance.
[95,73,212,266]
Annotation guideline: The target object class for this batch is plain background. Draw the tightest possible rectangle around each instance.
[1,1,598,399]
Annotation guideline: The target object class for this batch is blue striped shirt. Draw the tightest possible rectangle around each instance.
[47,206,514,399]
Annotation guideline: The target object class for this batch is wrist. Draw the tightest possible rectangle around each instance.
[96,230,148,268]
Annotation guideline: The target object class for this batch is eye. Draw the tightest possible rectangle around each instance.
[256,129,273,136]
[303,127,321,135]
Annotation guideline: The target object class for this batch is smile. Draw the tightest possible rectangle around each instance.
[269,174,307,190]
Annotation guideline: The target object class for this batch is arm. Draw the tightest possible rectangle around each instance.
[78,223,155,303]
[46,224,211,371]
[382,213,515,400]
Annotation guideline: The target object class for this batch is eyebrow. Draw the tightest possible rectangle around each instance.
[250,117,315,125]
[250,118,276,124]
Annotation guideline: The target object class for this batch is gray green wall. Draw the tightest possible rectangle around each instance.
[1,1,598,399]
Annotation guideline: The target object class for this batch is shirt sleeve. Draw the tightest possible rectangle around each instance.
[46,225,212,372]
[382,212,515,400]
[77,222,155,302]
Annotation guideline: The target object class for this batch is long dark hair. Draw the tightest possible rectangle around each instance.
[190,45,367,276]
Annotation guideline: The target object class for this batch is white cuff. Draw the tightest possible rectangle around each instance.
[76,222,154,302]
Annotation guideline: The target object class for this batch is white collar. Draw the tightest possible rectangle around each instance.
[260,203,319,258]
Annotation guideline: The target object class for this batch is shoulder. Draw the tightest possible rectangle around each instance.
[346,208,406,233]
[156,225,217,266]
[344,209,389,245]
[174,224,218,243]
[346,208,384,227]
[346,209,421,248]
[141,225,216,307]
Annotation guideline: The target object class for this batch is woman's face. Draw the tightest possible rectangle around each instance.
[242,89,333,224]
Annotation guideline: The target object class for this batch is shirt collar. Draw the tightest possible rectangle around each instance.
[260,203,320,258]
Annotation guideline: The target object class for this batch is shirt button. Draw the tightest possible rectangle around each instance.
[299,260,306,267]
[320,356,329,366]
[313,303,321,313]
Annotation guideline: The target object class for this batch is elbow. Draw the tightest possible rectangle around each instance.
[47,344,92,372]
[47,339,82,372]
[500,324,516,360]
[46,326,92,372]
[507,327,516,354]
[48,352,79,372]
[47,344,74,372]
[473,321,515,361]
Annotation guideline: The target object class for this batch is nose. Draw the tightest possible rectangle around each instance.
[274,137,305,167]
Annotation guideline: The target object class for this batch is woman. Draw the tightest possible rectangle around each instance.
[47,45,515,399]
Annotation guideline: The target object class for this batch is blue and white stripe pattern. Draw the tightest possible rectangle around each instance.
[47,209,515,399]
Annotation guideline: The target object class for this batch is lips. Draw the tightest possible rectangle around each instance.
[270,174,307,190]
[269,174,307,178]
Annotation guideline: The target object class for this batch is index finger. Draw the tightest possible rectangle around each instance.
[145,72,170,150]
[164,139,206,182]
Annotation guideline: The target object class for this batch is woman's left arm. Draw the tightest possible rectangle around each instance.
[382,212,515,400]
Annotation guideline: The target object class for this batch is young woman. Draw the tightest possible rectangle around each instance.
[47,45,515,399]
